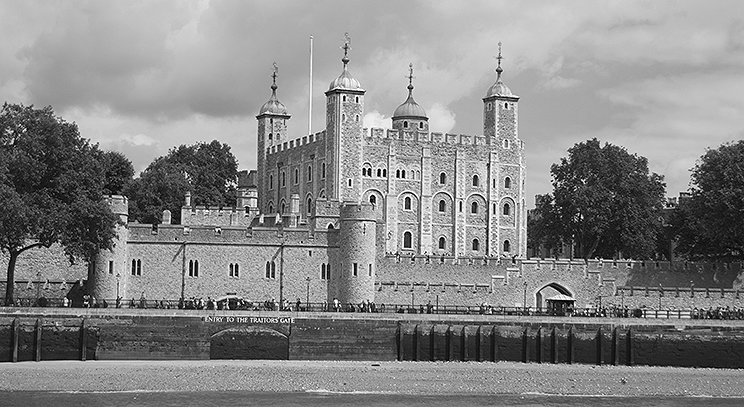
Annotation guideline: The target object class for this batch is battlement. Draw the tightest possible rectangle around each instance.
[366,127,491,146]
[340,201,377,221]
[104,195,129,217]
[266,130,326,155]
[181,205,257,227]
[127,223,337,247]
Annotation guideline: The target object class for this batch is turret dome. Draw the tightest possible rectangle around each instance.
[392,63,427,120]
[258,65,289,116]
[485,42,516,98]
[328,33,363,92]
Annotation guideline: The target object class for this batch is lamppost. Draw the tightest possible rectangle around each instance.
[36,271,42,306]
[116,273,121,306]
[305,276,310,311]
[523,281,528,315]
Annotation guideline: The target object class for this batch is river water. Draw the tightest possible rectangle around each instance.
[3,391,742,407]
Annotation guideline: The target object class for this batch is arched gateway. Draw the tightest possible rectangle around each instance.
[536,283,576,316]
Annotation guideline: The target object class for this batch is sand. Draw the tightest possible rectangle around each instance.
[0,360,742,397]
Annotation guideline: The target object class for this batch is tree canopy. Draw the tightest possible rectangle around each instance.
[124,140,238,224]
[673,141,744,260]
[529,138,666,260]
[0,103,127,305]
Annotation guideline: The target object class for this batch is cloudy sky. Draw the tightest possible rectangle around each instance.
[2,0,743,207]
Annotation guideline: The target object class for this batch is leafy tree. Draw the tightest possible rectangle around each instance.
[0,103,120,305]
[97,150,134,195]
[530,138,666,260]
[674,141,744,260]
[124,140,238,224]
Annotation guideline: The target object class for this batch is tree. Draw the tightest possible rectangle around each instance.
[98,150,134,195]
[0,103,121,305]
[530,138,666,260]
[124,140,238,224]
[674,141,744,260]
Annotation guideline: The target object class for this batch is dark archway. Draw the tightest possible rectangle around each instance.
[210,327,288,359]
[535,282,573,310]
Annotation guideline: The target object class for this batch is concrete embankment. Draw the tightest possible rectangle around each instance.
[1,308,743,368]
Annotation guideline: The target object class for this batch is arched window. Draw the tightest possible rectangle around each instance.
[472,239,480,251]
[438,236,446,250]
[471,201,478,214]
[281,201,286,214]
[281,171,286,187]
[294,168,299,184]
[369,195,376,205]
[503,203,511,216]
[327,223,334,229]
[504,177,511,189]
[472,175,479,187]
[396,169,401,178]
[268,133,273,142]
[321,163,326,178]
[189,260,199,277]
[404,196,412,210]
[504,102,508,109]
[459,201,463,212]
[271,261,276,278]
[342,95,347,102]
[355,96,359,103]
[382,169,387,177]
[327,264,331,279]
[403,231,412,249]
[306,197,313,214]
[503,240,511,252]
[401,170,406,178]
[308,166,312,181]
[355,114,360,122]
[503,139,510,149]
[268,203,274,213]
[438,199,446,212]
[265,262,271,278]
[321,263,326,280]
[439,172,446,184]
[403,120,409,128]
[376,168,381,177]
[418,122,424,129]
[493,203,497,214]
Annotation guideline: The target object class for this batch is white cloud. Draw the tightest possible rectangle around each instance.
[427,103,456,134]
[120,133,157,146]
[363,110,390,129]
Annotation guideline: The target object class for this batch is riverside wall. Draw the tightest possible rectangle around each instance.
[1,309,744,368]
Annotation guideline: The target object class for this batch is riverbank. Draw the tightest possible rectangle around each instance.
[1,360,742,397]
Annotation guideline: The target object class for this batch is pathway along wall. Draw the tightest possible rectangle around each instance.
[1,309,743,368]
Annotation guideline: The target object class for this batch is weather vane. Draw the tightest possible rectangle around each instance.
[495,41,503,76]
[342,32,352,54]
[271,62,278,89]
[407,63,415,89]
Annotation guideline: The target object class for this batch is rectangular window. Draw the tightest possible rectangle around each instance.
[368,264,373,276]
[109,261,114,274]
[353,263,358,276]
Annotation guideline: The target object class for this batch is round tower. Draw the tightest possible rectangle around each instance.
[90,195,129,303]
[336,202,377,305]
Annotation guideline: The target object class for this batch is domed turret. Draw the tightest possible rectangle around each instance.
[392,63,428,132]
[328,37,363,91]
[258,63,289,116]
[485,43,516,98]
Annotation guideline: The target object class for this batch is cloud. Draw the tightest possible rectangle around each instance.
[363,110,390,129]
[427,104,456,134]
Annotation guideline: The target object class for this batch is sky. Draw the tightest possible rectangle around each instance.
[2,0,743,207]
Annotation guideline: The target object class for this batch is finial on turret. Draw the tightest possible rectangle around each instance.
[495,41,504,80]
[271,62,279,91]
[341,32,352,66]
[407,63,415,92]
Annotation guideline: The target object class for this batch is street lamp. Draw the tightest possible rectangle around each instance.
[306,276,310,311]
[116,273,121,307]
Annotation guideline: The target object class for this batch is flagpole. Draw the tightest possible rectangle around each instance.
[308,35,313,137]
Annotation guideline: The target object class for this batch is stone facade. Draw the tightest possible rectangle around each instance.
[5,43,744,312]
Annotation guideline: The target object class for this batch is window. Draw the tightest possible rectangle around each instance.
[229,263,240,278]
[368,264,373,276]
[265,261,276,279]
[342,113,346,121]
[376,168,381,177]
[307,197,313,215]
[307,166,312,181]
[382,169,387,177]
[348,179,352,187]
[353,263,358,277]
[108,261,114,274]
[439,172,446,184]
[403,121,409,128]
[401,170,406,178]
[269,175,274,189]
[438,199,446,212]
[459,201,463,212]
[504,102,508,109]
[189,260,199,277]
[281,201,286,214]
[503,240,511,253]
[268,133,273,142]
[404,196,412,210]
[403,231,412,249]
[503,203,511,216]
[472,239,480,251]
[342,95,347,102]
[438,237,446,250]
[327,264,331,279]
[472,175,479,187]
[355,96,359,103]
[504,177,511,189]
[321,163,326,178]
[281,171,286,187]
[487,102,492,111]
[355,114,360,122]
[321,264,326,280]
[268,203,274,213]
[493,203,497,214]
[131,259,141,276]
[369,195,376,205]
[294,168,299,184]
[503,139,510,149]
[396,169,401,178]
[471,201,478,214]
